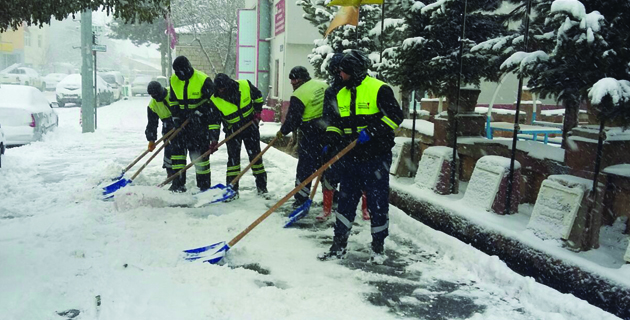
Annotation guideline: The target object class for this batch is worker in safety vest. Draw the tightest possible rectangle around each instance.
[146,81,179,185]
[209,73,267,198]
[317,53,370,222]
[168,56,216,192]
[318,50,403,265]
[275,66,328,209]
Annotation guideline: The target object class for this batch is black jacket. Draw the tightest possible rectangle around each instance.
[145,107,174,141]
[209,80,263,140]
[325,79,403,162]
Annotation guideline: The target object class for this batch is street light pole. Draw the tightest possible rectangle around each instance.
[80,10,95,133]
[93,32,98,130]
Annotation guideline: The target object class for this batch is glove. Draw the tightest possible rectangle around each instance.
[209,140,219,154]
[276,131,284,139]
[358,129,371,144]
[148,141,156,152]
[253,112,262,125]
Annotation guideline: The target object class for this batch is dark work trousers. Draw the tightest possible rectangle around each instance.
[294,126,324,204]
[169,124,211,191]
[333,151,392,248]
[225,124,267,192]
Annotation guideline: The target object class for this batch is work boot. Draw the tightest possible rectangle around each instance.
[257,187,268,195]
[368,242,386,265]
[361,192,370,221]
[318,237,348,261]
[168,184,187,193]
[316,189,334,222]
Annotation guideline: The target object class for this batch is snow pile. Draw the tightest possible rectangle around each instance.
[400,119,434,136]
[603,163,630,178]
[112,186,200,211]
[462,156,519,211]
[527,175,591,240]
[625,242,630,263]
[414,146,455,191]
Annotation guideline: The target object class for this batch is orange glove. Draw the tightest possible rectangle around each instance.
[148,141,156,152]
[209,140,219,154]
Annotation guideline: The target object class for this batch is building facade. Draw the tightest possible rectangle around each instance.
[241,0,322,119]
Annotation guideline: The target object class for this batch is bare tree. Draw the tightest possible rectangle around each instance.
[171,0,244,77]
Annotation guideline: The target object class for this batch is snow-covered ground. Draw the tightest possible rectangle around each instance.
[0,96,621,319]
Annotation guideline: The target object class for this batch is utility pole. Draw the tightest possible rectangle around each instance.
[80,10,95,133]
[93,32,98,130]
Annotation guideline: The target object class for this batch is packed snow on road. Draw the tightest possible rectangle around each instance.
[0,97,620,319]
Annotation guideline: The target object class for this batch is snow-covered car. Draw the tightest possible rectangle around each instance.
[42,73,68,91]
[0,67,43,90]
[55,74,114,108]
[0,121,5,168]
[100,72,124,101]
[156,76,168,88]
[131,75,153,96]
[0,84,59,147]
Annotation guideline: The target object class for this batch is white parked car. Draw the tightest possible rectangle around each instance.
[43,73,68,91]
[100,72,124,101]
[131,75,153,96]
[0,84,58,147]
[0,67,43,90]
[0,121,5,168]
[56,74,114,108]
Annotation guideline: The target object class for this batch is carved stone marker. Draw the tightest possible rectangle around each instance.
[415,146,458,195]
[462,155,521,214]
[527,175,593,247]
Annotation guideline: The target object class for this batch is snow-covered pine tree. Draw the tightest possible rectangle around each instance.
[387,0,507,146]
[476,0,630,148]
[299,0,380,79]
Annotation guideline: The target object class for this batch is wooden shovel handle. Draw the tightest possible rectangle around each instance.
[130,118,190,180]
[158,121,254,188]
[228,140,357,247]
[121,127,176,174]
[229,136,278,187]
[308,172,323,201]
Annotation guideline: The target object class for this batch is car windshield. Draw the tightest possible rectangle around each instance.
[101,74,117,84]
[133,76,151,84]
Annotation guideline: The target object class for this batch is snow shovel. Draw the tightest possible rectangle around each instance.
[157,121,254,189]
[109,127,176,181]
[195,136,280,206]
[102,118,190,197]
[183,140,357,264]
[283,172,323,228]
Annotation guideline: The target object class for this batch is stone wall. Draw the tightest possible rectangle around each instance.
[175,46,223,78]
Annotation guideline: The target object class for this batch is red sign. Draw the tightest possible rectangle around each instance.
[275,0,285,36]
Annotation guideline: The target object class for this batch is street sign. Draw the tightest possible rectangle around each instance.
[92,25,104,34]
[92,44,107,52]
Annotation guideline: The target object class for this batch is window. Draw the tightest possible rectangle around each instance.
[24,32,30,46]
[274,59,279,97]
[38,35,42,47]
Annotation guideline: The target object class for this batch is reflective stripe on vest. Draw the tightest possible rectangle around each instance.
[148,88,175,119]
[336,76,384,118]
[170,70,209,109]
[292,79,328,122]
[210,80,253,124]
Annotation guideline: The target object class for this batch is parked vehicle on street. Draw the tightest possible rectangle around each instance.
[131,75,153,96]
[0,122,5,168]
[56,74,114,108]
[156,76,168,88]
[100,71,124,101]
[43,73,68,91]
[0,67,43,90]
[0,85,59,147]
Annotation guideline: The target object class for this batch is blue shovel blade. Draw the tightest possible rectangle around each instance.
[111,172,124,181]
[284,200,312,228]
[195,184,236,208]
[102,178,132,196]
[183,241,230,264]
